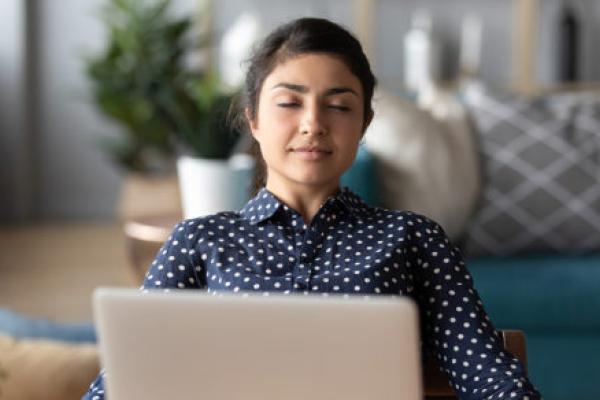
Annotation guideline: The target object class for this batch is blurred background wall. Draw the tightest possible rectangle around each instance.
[0,0,29,221]
[1,0,599,222]
[1,0,122,221]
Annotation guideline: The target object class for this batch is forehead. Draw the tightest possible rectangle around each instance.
[263,53,362,93]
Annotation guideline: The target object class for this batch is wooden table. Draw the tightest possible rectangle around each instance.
[123,214,180,283]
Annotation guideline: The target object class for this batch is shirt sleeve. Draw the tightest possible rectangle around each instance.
[81,369,106,400]
[82,221,205,399]
[409,215,541,400]
[141,220,205,291]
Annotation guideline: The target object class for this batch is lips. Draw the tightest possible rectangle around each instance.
[289,146,333,160]
[292,146,332,153]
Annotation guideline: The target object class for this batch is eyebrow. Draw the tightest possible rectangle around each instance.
[271,82,358,97]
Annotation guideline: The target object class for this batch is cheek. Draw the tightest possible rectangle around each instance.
[331,108,364,130]
[335,119,364,147]
[253,121,288,157]
[255,121,296,153]
[341,142,360,164]
[255,103,294,132]
[337,130,362,165]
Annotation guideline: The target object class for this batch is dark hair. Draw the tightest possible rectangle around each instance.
[229,17,377,195]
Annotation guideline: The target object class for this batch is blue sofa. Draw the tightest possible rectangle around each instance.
[468,254,600,400]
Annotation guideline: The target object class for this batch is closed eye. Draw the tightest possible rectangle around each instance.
[328,105,351,112]
[277,102,300,108]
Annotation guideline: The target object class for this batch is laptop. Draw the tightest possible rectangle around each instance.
[93,288,423,400]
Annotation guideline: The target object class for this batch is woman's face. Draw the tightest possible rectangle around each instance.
[247,53,369,193]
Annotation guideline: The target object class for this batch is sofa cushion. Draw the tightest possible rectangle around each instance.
[0,334,99,400]
[462,87,600,256]
[467,254,600,331]
[0,309,96,343]
[364,89,480,241]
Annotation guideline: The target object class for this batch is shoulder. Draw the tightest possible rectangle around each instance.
[366,206,442,229]
[342,188,442,231]
[367,208,450,244]
[169,211,246,240]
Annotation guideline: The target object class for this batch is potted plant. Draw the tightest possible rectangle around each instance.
[86,0,249,220]
[165,72,252,219]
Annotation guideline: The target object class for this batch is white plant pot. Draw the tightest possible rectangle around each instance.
[177,155,253,219]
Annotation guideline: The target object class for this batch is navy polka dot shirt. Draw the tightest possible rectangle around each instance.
[84,187,541,400]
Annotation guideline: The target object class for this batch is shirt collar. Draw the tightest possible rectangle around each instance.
[336,186,369,216]
[240,188,282,224]
[240,186,368,225]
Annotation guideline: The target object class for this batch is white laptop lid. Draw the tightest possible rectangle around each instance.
[94,288,423,400]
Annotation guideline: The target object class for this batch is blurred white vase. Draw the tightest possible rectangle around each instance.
[177,155,253,219]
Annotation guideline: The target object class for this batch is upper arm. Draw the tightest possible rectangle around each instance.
[142,221,205,290]
[409,216,539,397]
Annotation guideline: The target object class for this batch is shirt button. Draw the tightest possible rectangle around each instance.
[294,276,308,290]
[294,282,307,290]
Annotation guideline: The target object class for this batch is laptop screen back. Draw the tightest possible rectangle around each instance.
[94,288,423,400]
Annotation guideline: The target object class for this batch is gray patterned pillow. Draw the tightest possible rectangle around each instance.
[462,87,600,256]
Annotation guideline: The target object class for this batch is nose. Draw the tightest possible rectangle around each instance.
[299,102,327,136]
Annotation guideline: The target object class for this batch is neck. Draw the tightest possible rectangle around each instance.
[265,178,340,225]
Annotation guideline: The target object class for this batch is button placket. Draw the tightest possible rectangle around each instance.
[300,218,328,292]
[288,203,332,293]
[289,213,308,292]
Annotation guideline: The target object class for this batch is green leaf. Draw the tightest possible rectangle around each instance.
[85,0,240,170]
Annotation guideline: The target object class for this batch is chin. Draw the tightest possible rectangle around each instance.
[290,173,339,188]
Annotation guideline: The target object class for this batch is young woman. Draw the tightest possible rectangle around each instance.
[84,17,541,400]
